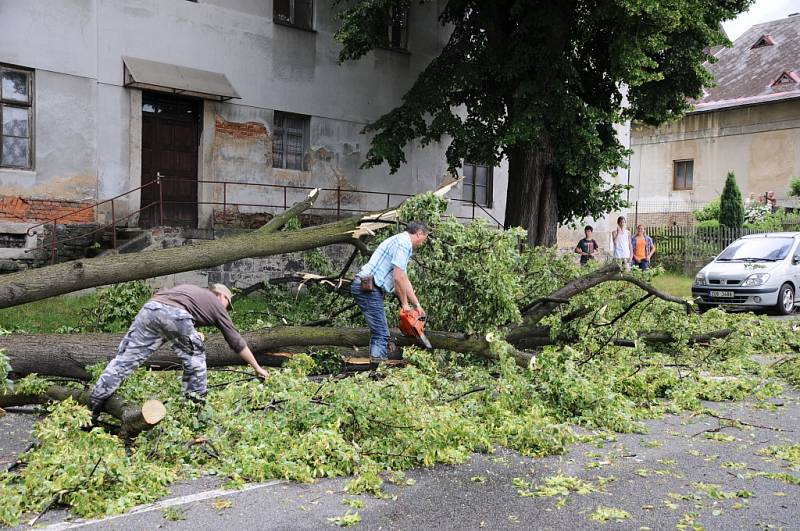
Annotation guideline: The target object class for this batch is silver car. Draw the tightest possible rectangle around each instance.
[692,232,800,314]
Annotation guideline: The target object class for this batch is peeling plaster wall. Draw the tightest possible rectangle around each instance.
[0,70,97,203]
[1,0,508,233]
[630,99,800,205]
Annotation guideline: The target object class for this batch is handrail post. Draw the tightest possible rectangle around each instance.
[283,186,287,211]
[50,220,56,265]
[111,199,116,250]
[223,182,227,226]
[386,194,390,209]
[336,186,341,220]
[157,173,164,227]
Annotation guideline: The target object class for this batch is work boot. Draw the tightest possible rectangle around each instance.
[90,399,106,426]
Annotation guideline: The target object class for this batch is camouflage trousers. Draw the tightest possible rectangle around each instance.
[90,301,207,408]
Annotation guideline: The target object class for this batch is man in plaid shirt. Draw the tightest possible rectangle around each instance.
[351,221,430,364]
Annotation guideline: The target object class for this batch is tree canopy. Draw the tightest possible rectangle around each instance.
[333,0,752,245]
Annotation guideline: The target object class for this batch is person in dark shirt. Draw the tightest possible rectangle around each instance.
[575,225,600,265]
[89,283,268,422]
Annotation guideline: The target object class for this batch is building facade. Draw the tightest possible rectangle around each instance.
[629,14,800,227]
[0,0,508,265]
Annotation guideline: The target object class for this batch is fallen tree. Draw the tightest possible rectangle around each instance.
[1,262,721,379]
[0,384,165,437]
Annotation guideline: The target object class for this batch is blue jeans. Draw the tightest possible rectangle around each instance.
[635,259,650,270]
[351,279,389,360]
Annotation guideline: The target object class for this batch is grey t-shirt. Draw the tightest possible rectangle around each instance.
[151,284,246,352]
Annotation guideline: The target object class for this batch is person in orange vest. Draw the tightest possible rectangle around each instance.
[631,225,655,270]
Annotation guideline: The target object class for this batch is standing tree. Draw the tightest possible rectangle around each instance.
[332,0,751,246]
[719,171,744,229]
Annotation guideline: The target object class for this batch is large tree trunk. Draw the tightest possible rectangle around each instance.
[505,142,558,247]
[0,326,535,378]
[0,384,165,436]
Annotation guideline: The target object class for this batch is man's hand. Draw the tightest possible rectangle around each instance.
[197,331,205,342]
[254,366,269,380]
[417,305,426,317]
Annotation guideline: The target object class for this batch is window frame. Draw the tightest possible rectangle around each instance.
[273,0,314,31]
[673,159,694,191]
[272,110,310,171]
[461,162,493,208]
[0,64,35,170]
[386,5,409,51]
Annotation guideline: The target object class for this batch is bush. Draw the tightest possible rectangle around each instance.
[790,177,800,198]
[693,198,720,222]
[719,171,744,228]
[745,203,771,225]
[81,280,152,332]
[696,219,719,228]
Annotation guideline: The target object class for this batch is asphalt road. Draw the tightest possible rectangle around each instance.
[4,385,799,530]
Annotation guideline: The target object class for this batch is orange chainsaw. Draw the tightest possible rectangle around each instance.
[399,307,433,350]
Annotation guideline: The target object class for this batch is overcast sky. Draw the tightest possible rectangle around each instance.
[722,0,800,40]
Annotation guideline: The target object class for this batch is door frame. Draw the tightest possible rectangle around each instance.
[128,89,217,229]
[139,91,202,228]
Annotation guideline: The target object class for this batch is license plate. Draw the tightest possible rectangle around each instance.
[710,290,735,298]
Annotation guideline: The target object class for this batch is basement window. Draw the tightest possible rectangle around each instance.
[751,34,776,49]
[274,0,314,31]
[0,233,26,248]
[673,160,694,191]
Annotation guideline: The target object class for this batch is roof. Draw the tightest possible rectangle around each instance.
[122,57,240,101]
[691,15,800,113]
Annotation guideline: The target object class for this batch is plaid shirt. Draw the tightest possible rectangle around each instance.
[358,232,413,293]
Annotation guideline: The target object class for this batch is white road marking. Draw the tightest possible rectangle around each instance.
[43,479,284,530]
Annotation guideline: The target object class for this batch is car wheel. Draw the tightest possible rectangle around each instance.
[775,283,795,315]
[697,303,715,314]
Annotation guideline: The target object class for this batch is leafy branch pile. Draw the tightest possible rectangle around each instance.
[1,194,799,525]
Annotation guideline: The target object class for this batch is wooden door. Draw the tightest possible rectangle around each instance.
[140,94,200,228]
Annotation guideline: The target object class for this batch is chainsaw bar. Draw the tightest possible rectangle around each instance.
[418,331,433,350]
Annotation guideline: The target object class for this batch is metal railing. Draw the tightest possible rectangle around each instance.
[19,175,504,264]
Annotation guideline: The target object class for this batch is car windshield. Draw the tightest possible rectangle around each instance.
[716,237,794,262]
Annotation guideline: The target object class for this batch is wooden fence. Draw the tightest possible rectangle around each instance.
[646,226,797,274]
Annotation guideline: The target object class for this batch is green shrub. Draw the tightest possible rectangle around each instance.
[696,219,719,228]
[81,280,152,332]
[719,172,744,228]
[694,198,720,222]
[789,177,800,198]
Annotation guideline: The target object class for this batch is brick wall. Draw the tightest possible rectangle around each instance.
[215,116,268,138]
[0,195,95,223]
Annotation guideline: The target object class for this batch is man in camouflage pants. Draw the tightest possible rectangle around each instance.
[90,284,268,422]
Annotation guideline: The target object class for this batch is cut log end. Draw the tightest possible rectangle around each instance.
[141,399,166,425]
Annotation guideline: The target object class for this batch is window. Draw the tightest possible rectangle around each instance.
[272,111,309,171]
[751,34,775,49]
[1,65,33,169]
[772,70,800,87]
[673,160,693,191]
[462,163,492,207]
[387,6,409,50]
[274,0,313,30]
